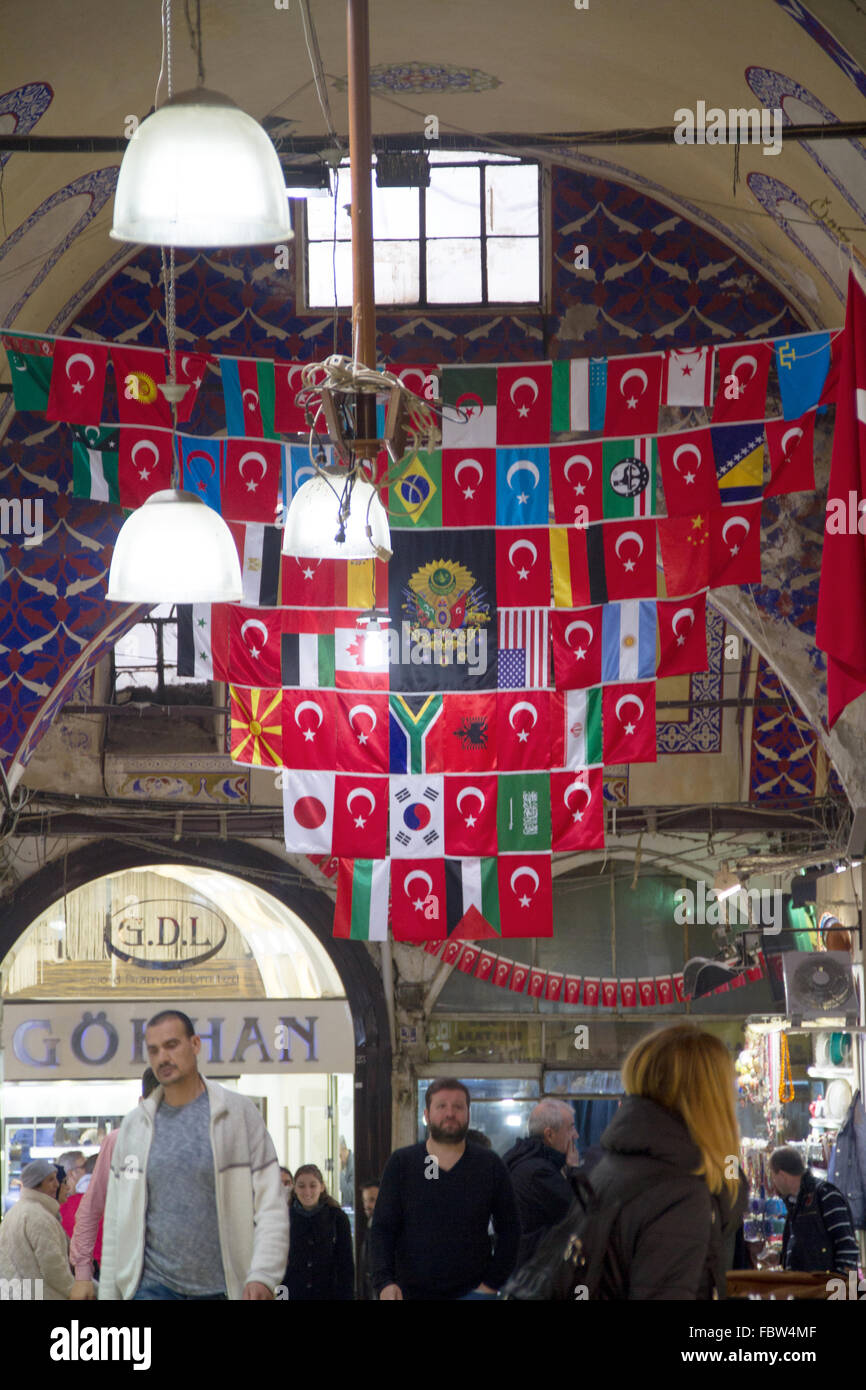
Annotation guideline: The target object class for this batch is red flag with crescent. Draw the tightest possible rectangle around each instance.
[118,428,174,507]
[657,592,708,678]
[604,354,663,436]
[711,342,772,424]
[550,767,604,851]
[46,340,109,425]
[495,527,551,607]
[228,607,283,686]
[223,440,282,523]
[764,414,815,497]
[657,428,719,515]
[497,854,553,937]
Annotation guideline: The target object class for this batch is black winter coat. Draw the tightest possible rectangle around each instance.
[285,1199,355,1301]
[503,1136,576,1266]
[588,1096,745,1300]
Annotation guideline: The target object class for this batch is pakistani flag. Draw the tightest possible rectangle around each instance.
[3,333,54,412]
[445,858,500,939]
[601,438,657,518]
[71,425,120,503]
[333,858,389,940]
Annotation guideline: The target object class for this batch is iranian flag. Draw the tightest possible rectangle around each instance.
[333,858,390,941]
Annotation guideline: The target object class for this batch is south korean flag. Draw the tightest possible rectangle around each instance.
[389,776,445,858]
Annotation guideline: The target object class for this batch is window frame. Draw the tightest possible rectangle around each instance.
[110,606,206,704]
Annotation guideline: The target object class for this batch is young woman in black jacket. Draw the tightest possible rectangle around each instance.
[284,1164,355,1301]
[588,1023,747,1300]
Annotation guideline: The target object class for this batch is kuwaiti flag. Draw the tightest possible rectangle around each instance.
[664,347,714,407]
[601,601,657,682]
[46,339,109,425]
[551,359,607,432]
[333,858,389,941]
[444,858,501,939]
[283,771,335,854]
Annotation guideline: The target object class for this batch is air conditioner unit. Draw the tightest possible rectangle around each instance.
[781,951,859,1025]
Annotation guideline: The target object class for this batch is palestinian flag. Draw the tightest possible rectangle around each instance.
[3,333,54,412]
[333,858,390,940]
[445,858,500,939]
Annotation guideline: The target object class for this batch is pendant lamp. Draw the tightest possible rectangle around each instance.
[110,88,293,247]
[282,467,391,561]
[107,489,242,603]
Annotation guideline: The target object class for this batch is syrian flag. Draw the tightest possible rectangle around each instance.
[178,604,216,678]
[444,858,501,939]
[664,347,714,407]
[333,858,389,941]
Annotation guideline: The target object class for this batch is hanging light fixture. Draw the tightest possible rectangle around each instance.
[111,2,292,248]
[282,464,391,561]
[108,488,242,603]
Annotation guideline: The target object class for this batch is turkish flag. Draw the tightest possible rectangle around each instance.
[335,692,389,774]
[657,429,719,515]
[551,767,604,851]
[709,500,762,587]
[817,274,866,724]
[601,979,617,1009]
[423,939,444,958]
[496,691,551,771]
[475,948,497,982]
[658,512,711,596]
[620,979,637,1009]
[274,361,318,433]
[228,607,283,686]
[46,340,109,425]
[492,956,513,988]
[332,775,387,857]
[281,690,337,770]
[437,694,497,774]
[497,364,552,445]
[387,363,439,399]
[657,592,708,678]
[498,854,553,938]
[673,973,686,1002]
[545,971,564,1002]
[764,413,815,497]
[441,448,496,526]
[602,681,656,764]
[496,528,551,608]
[223,440,282,523]
[509,961,530,993]
[527,967,547,998]
[601,518,657,600]
[604,354,663,436]
[457,944,481,975]
[118,429,174,507]
[391,859,447,942]
[712,342,772,424]
[551,607,603,689]
[111,347,172,428]
[444,775,498,856]
[583,978,600,1007]
[656,976,674,1005]
[638,977,657,1007]
[280,555,342,607]
[563,975,582,1004]
[551,443,603,525]
[175,350,214,423]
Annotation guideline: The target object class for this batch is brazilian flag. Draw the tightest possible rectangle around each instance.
[389,449,442,528]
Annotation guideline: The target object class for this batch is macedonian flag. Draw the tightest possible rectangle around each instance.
[230,686,282,766]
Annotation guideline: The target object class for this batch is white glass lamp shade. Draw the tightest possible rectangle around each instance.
[108,490,243,603]
[282,469,391,560]
[110,89,293,247]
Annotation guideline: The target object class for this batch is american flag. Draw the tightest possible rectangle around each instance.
[498,608,549,688]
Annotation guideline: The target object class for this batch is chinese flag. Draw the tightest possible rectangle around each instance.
[551,443,603,525]
[657,429,719,515]
[604,354,663,436]
[441,448,496,527]
[764,414,815,497]
[229,687,282,767]
[498,855,553,937]
[709,500,762,587]
[111,347,172,428]
[711,342,772,424]
[551,607,603,689]
[496,528,551,608]
[602,682,657,764]
[551,767,604,851]
[46,340,109,425]
[658,512,711,596]
[228,607,283,686]
[223,440,282,523]
[118,429,174,507]
[497,364,552,445]
[657,592,708,678]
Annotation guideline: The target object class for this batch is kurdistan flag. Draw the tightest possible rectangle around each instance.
[333,858,389,940]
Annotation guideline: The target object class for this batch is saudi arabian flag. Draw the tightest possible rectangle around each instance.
[3,333,54,412]
[333,858,390,941]
[71,425,120,503]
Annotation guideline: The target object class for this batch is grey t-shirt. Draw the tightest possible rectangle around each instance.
[141,1088,226,1296]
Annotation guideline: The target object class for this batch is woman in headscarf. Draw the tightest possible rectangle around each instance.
[0,1159,74,1299]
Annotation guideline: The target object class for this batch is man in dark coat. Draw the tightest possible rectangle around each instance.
[770,1146,859,1273]
[503,1100,579,1265]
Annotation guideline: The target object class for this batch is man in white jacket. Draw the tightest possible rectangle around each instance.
[99,1009,288,1301]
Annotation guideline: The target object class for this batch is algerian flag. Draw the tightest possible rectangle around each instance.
[445,858,500,938]
[71,425,120,503]
[333,858,389,941]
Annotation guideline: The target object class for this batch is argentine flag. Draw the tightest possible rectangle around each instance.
[601,600,657,683]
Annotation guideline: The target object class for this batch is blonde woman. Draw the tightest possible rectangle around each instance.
[588,1023,746,1299]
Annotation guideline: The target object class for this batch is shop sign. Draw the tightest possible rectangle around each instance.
[105,900,228,969]
[1,1000,354,1079]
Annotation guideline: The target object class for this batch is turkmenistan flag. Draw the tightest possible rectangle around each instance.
[71,425,120,503]
[333,858,389,940]
[601,438,657,518]
[2,333,54,412]
[390,450,442,528]
[445,858,500,939]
